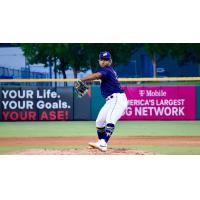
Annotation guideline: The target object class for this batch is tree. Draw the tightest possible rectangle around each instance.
[144,44,175,77]
[82,43,141,72]
[22,43,141,79]
[21,43,89,79]
[156,43,200,76]
[21,43,59,79]
[171,44,200,75]
[190,44,200,75]
[66,44,89,78]
[144,43,200,77]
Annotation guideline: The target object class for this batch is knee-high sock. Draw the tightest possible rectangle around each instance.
[102,123,115,143]
[96,127,105,140]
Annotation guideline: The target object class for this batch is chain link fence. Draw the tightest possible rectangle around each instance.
[0,66,50,86]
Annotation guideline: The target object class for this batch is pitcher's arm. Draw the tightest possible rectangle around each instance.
[80,72,102,82]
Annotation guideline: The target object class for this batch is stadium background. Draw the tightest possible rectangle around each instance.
[0,43,200,154]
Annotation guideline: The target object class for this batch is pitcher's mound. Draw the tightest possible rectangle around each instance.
[12,148,155,155]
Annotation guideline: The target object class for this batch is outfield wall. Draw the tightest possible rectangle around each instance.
[0,85,199,121]
[121,86,196,120]
[196,86,200,120]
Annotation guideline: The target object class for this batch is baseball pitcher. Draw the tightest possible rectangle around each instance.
[75,51,128,152]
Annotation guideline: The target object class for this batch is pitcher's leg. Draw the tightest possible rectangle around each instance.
[88,101,111,151]
[103,94,128,143]
[95,101,110,139]
[89,94,128,151]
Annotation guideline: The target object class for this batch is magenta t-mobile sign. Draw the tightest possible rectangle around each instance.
[121,86,196,120]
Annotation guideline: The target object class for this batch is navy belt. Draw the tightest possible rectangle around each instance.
[106,95,114,101]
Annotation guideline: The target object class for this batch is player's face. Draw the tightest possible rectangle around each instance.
[99,59,112,67]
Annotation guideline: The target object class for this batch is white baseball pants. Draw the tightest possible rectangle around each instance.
[96,93,128,128]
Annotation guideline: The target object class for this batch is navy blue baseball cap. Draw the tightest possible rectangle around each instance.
[99,51,111,60]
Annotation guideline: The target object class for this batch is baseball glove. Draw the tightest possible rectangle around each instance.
[74,80,89,98]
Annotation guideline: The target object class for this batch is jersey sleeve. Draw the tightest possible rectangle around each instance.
[98,68,108,78]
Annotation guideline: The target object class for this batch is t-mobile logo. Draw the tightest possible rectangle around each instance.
[139,90,145,97]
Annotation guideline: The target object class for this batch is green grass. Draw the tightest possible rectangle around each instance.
[0,121,200,137]
[0,145,86,154]
[1,121,200,154]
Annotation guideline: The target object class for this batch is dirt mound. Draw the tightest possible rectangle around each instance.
[12,148,155,155]
[3,135,200,155]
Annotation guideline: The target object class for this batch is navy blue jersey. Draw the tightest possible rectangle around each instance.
[98,65,124,98]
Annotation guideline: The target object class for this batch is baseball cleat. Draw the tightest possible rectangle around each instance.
[88,141,107,152]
